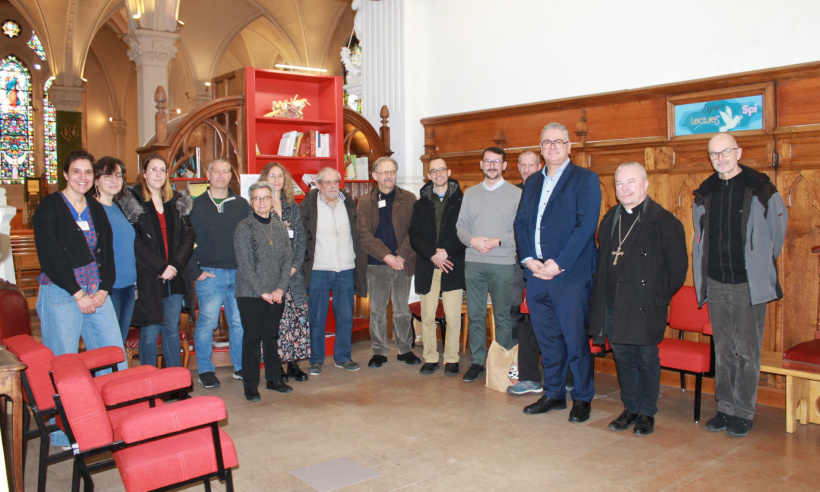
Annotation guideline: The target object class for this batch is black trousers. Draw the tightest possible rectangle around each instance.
[237,297,285,389]
[605,306,660,415]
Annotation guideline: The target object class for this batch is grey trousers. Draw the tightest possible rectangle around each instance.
[707,278,767,421]
[465,261,514,365]
[367,264,414,356]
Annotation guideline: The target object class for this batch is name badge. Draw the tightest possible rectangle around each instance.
[77,220,90,231]
[288,229,294,238]
[378,200,386,208]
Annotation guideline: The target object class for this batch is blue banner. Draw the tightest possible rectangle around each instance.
[675,95,763,136]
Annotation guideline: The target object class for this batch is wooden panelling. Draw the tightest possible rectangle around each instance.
[422,61,820,396]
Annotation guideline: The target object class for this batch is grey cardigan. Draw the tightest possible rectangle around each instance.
[234,212,292,298]
[275,196,308,305]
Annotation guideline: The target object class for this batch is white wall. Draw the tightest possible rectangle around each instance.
[419,0,820,117]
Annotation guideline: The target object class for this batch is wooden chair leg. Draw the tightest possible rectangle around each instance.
[181,340,190,369]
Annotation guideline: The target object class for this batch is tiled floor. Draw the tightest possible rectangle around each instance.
[21,341,820,491]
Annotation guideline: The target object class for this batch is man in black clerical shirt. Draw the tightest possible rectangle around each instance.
[588,162,688,436]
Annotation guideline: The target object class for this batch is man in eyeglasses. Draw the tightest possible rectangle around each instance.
[694,132,788,437]
[514,122,601,423]
[456,147,522,383]
[301,167,368,374]
[409,157,466,376]
[357,157,419,369]
[188,158,250,389]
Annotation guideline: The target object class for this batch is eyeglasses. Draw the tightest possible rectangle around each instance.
[541,139,569,149]
[251,195,273,202]
[482,159,502,166]
[429,167,448,174]
[708,148,738,159]
[319,179,340,186]
[268,173,284,180]
[146,167,166,175]
[373,170,397,176]
[102,173,124,182]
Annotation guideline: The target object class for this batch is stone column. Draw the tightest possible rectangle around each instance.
[126,29,179,146]
[354,0,425,195]
[0,187,16,281]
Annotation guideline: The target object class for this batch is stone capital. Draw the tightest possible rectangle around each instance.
[126,29,179,69]
[48,85,85,112]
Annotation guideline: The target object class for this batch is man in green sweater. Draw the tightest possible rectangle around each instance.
[456,147,522,382]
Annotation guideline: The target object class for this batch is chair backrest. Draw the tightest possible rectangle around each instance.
[51,353,114,451]
[3,334,57,410]
[0,280,32,340]
[668,286,710,334]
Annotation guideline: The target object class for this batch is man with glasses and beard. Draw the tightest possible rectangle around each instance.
[456,147,522,383]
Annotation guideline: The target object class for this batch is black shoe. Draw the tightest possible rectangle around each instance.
[281,370,289,383]
[462,363,485,383]
[397,351,422,365]
[266,379,293,393]
[443,363,460,376]
[368,355,387,368]
[609,409,639,431]
[726,416,753,437]
[419,362,439,375]
[705,411,730,432]
[523,395,567,415]
[568,400,591,423]
[287,361,308,382]
[633,415,655,436]
[244,387,260,401]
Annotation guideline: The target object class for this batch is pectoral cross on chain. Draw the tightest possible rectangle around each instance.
[611,247,624,265]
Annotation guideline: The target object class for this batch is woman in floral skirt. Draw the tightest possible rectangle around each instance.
[259,162,310,381]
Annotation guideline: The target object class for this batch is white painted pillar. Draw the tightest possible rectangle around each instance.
[355,0,426,196]
[126,29,179,146]
[0,188,16,282]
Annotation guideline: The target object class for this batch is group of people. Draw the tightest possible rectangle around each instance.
[33,121,787,434]
[408,123,787,439]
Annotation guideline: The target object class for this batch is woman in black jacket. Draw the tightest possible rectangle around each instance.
[131,154,195,367]
[33,149,127,360]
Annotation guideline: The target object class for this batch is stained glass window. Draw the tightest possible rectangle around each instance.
[0,56,34,184]
[44,78,57,183]
[2,19,20,38]
[27,33,47,61]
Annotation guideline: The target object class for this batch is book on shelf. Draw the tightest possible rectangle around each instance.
[302,174,318,190]
[356,156,369,179]
[275,130,331,157]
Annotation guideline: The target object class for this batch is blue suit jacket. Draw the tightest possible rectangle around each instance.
[514,161,601,284]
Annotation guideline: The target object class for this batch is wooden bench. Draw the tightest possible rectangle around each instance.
[760,350,820,433]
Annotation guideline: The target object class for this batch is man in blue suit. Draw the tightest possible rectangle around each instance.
[513,122,601,423]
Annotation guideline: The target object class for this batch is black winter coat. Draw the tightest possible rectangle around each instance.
[409,178,466,295]
[588,197,688,345]
[130,187,195,327]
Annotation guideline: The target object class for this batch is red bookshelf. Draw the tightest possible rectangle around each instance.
[244,68,344,201]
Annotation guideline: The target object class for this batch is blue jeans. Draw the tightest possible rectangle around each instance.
[37,283,127,445]
[110,284,136,343]
[194,268,243,374]
[139,293,184,367]
[308,269,354,364]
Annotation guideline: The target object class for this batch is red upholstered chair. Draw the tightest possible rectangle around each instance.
[50,352,238,492]
[0,279,32,339]
[408,300,448,345]
[658,286,714,423]
[2,335,142,492]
